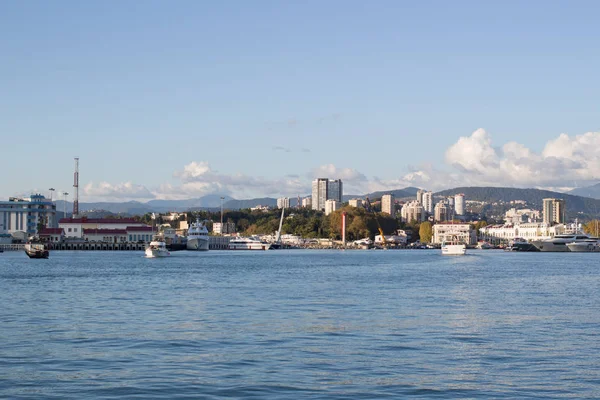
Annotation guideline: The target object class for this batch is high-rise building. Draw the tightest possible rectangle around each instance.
[311,178,343,211]
[434,200,450,222]
[454,194,465,216]
[277,197,290,209]
[301,197,312,208]
[543,198,566,225]
[422,191,433,214]
[381,194,395,217]
[401,200,425,223]
[416,189,425,205]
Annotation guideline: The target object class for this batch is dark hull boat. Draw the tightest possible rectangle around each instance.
[24,243,49,259]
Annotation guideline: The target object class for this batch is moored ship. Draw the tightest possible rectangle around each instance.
[532,234,596,252]
[186,219,209,251]
[229,237,271,250]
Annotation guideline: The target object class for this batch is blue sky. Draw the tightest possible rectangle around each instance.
[2,1,599,202]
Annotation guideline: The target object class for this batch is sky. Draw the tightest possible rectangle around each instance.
[1,1,599,202]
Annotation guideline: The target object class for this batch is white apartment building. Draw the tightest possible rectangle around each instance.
[381,194,395,217]
[325,199,341,216]
[454,194,465,215]
[312,178,343,211]
[301,197,312,208]
[434,200,450,222]
[401,200,425,223]
[422,191,433,213]
[479,222,564,244]
[349,198,363,208]
[277,197,290,209]
[213,221,236,235]
[433,223,476,245]
[0,195,57,237]
[504,208,540,224]
[416,189,425,205]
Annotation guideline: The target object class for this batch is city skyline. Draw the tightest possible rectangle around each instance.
[2,1,600,201]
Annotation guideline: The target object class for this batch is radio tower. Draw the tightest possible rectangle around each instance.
[73,157,79,218]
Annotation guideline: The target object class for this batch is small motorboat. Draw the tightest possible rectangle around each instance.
[24,243,49,259]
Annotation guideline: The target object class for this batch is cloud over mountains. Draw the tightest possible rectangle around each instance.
[80,129,600,201]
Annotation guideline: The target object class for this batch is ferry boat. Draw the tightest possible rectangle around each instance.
[24,243,49,259]
[145,235,171,258]
[532,234,596,252]
[229,236,271,250]
[186,219,209,251]
[441,236,466,256]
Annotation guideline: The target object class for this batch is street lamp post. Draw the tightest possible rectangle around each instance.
[63,192,69,220]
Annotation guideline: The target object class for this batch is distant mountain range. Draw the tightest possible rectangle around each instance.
[567,182,600,199]
[53,186,600,217]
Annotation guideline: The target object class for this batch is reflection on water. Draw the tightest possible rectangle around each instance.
[1,250,599,399]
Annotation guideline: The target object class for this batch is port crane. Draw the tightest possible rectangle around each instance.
[364,197,387,246]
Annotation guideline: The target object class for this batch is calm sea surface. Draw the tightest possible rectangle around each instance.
[1,249,599,399]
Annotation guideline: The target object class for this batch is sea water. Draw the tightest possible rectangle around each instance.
[1,249,599,399]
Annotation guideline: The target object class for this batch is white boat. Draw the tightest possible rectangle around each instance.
[566,239,600,252]
[532,234,596,252]
[441,236,466,255]
[229,236,271,250]
[145,235,171,258]
[187,218,209,251]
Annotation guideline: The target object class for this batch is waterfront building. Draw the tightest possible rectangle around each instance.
[277,197,290,209]
[325,199,341,216]
[422,191,433,214]
[454,194,465,215]
[479,222,564,245]
[38,228,65,243]
[433,223,476,245]
[213,221,236,235]
[0,195,57,237]
[58,217,148,239]
[401,200,425,223]
[381,194,395,217]
[301,197,312,208]
[311,178,343,211]
[543,198,566,225]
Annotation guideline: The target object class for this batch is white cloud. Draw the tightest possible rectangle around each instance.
[83,182,154,201]
[444,129,600,189]
[77,130,600,202]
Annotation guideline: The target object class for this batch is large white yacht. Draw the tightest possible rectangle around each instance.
[187,219,209,251]
[441,235,466,256]
[532,234,596,252]
[229,236,271,250]
[145,235,171,258]
[566,238,600,252]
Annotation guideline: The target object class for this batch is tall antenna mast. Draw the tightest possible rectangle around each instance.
[73,157,79,217]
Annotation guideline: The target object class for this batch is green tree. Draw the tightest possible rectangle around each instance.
[419,221,433,243]
[583,220,600,237]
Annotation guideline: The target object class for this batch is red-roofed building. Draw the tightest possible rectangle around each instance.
[38,228,65,243]
[59,217,149,239]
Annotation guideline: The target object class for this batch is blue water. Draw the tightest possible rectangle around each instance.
[1,249,599,399]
